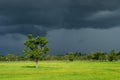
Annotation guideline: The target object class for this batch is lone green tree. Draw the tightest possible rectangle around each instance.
[23,34,49,68]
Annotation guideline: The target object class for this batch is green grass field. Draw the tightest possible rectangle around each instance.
[0,61,120,80]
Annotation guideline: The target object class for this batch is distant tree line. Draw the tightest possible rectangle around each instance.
[0,50,120,62]
[0,54,25,61]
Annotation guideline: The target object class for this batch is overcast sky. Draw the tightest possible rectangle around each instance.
[0,0,120,55]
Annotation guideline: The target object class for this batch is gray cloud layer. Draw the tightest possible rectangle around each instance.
[0,0,120,36]
[1,0,120,54]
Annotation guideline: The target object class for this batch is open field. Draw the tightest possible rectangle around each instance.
[0,61,120,80]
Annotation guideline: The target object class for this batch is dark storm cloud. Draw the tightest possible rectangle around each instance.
[0,26,47,36]
[0,34,26,55]
[0,0,120,35]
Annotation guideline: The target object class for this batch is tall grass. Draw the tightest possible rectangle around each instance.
[0,61,120,80]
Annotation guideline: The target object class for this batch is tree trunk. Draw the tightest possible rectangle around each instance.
[35,58,39,69]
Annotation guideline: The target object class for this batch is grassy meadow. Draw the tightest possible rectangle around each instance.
[0,61,120,80]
